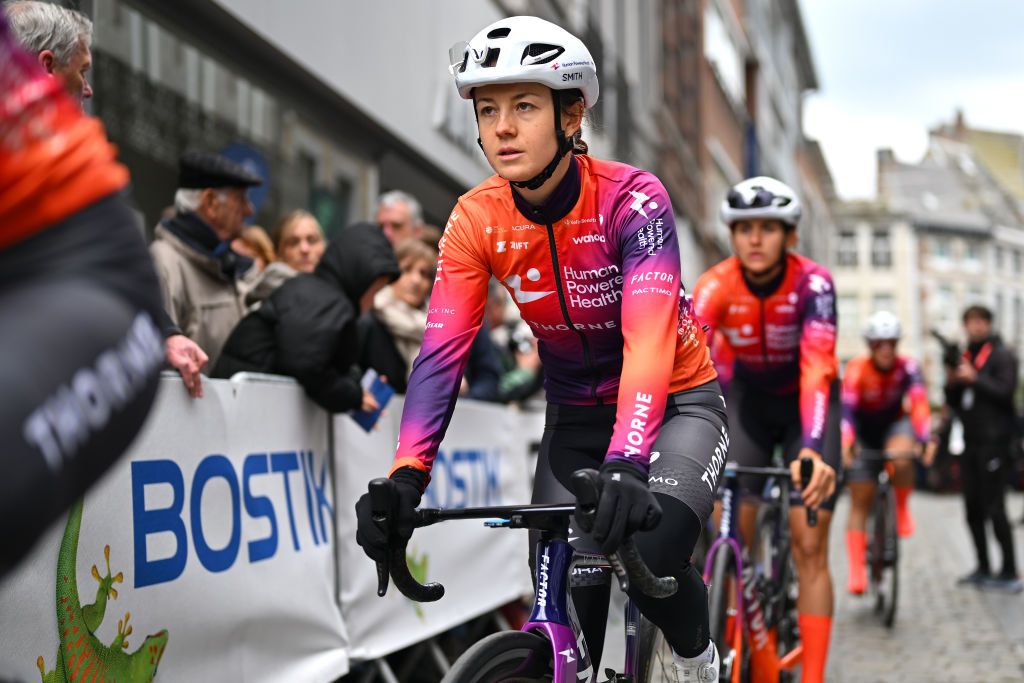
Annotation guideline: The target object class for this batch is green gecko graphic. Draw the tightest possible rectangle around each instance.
[407,548,429,620]
[36,499,169,682]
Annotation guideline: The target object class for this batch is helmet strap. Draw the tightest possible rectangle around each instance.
[469,90,574,192]
[511,90,574,191]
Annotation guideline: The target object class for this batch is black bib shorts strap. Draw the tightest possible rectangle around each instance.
[726,377,842,510]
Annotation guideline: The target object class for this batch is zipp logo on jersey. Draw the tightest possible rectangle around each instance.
[504,269,554,303]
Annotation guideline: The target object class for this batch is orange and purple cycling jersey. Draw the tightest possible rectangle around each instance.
[693,252,838,454]
[390,155,716,478]
[0,14,127,251]
[840,355,930,449]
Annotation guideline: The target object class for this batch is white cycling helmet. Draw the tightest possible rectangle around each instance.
[450,16,599,190]
[450,16,599,108]
[864,310,902,341]
[720,176,802,228]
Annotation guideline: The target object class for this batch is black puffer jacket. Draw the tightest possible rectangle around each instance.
[213,223,399,412]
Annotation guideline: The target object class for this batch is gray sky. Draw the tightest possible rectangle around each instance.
[798,0,1024,199]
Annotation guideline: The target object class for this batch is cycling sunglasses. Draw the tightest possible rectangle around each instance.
[726,188,790,209]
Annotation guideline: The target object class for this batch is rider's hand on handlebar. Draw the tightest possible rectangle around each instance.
[578,460,662,557]
[791,448,836,510]
[921,439,938,467]
[355,467,427,563]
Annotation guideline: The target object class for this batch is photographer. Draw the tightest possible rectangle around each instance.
[938,305,1021,592]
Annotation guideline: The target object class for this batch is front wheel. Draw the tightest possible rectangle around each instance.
[442,631,554,683]
[870,484,899,628]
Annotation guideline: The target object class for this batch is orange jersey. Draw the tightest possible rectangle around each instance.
[0,18,128,251]
[693,253,838,453]
[392,155,716,477]
[841,355,930,449]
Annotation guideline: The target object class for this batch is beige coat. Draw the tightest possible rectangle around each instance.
[150,225,255,367]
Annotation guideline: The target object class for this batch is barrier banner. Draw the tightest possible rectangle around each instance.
[335,397,535,660]
[0,375,348,683]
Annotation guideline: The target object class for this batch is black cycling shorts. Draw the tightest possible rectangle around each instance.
[531,379,728,556]
[846,416,915,483]
[726,377,842,511]
[0,193,165,577]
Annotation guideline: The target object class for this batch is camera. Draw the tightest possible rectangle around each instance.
[930,328,962,369]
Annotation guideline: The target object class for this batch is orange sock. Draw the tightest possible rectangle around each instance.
[895,485,915,537]
[845,530,867,594]
[798,614,832,683]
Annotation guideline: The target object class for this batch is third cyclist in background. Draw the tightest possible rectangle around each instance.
[694,177,839,683]
[840,311,935,594]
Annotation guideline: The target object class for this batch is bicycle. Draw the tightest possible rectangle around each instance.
[367,469,689,682]
[703,459,816,683]
[851,448,915,628]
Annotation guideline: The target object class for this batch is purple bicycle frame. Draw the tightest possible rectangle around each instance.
[520,537,637,683]
[702,483,749,634]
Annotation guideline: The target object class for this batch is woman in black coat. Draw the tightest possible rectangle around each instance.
[214,222,399,412]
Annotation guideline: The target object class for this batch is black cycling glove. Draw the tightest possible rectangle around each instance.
[355,467,427,564]
[579,460,662,556]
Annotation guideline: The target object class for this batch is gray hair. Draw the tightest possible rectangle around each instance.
[174,188,227,214]
[377,190,423,226]
[4,1,93,64]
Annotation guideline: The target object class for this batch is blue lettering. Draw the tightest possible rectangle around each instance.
[451,450,469,508]
[190,455,241,573]
[243,453,278,563]
[302,450,334,545]
[131,460,187,588]
[271,451,301,551]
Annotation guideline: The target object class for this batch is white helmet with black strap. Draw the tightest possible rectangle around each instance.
[720,176,802,229]
[449,16,599,190]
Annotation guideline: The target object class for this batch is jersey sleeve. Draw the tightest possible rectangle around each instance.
[604,174,681,472]
[840,358,862,450]
[903,358,931,442]
[798,268,839,454]
[390,204,490,478]
[693,268,734,393]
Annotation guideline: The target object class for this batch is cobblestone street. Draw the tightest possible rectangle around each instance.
[827,491,1024,682]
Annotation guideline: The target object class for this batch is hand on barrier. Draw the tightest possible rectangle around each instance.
[355,468,426,572]
[574,460,661,557]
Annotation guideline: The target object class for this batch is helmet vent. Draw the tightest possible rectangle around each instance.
[487,27,512,39]
[522,43,564,65]
[482,48,500,68]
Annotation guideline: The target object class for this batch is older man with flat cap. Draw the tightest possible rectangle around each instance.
[150,151,262,371]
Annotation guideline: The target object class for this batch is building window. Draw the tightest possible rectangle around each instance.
[838,295,859,335]
[872,294,895,314]
[871,230,892,268]
[1015,250,1023,275]
[933,237,951,259]
[837,230,858,267]
[965,240,982,270]
[966,287,984,305]
[995,245,1004,271]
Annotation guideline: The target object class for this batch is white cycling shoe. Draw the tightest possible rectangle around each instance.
[673,640,719,681]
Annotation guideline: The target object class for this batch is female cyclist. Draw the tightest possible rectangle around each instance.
[356,15,727,678]
[1,9,165,577]
[693,177,839,683]
[841,311,933,594]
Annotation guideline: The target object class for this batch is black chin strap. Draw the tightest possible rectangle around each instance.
[474,90,574,192]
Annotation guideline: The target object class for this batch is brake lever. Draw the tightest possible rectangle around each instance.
[368,478,394,597]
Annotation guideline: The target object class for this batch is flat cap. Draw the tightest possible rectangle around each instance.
[178,151,263,189]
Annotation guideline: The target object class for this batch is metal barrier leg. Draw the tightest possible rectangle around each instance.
[374,659,400,683]
[428,639,451,674]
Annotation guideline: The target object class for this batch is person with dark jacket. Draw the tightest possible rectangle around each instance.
[938,305,1021,592]
[213,223,399,413]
